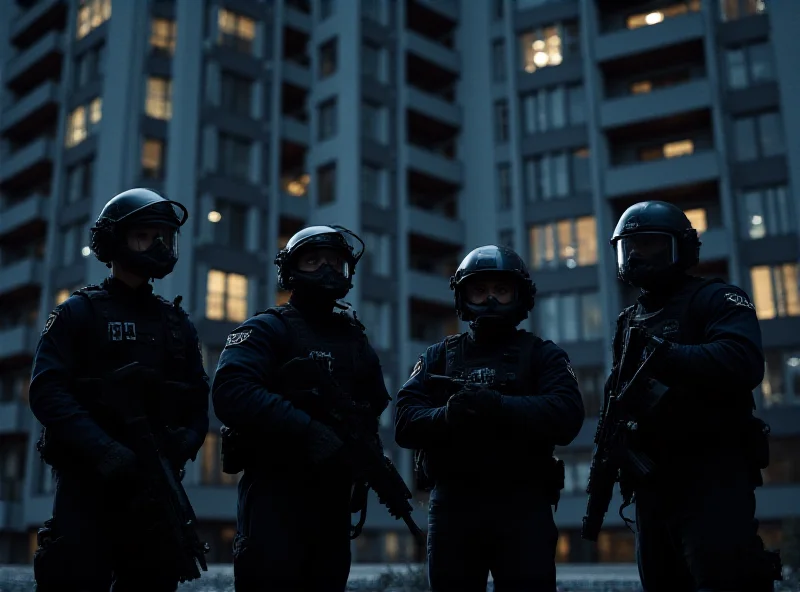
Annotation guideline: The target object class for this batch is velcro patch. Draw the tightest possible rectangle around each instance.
[42,311,59,334]
[225,330,252,347]
[725,292,755,310]
[565,361,578,382]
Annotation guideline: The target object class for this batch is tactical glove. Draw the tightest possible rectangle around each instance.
[96,441,139,485]
[306,420,345,465]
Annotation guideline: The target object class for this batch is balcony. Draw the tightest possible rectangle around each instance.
[405,32,460,74]
[10,0,67,46]
[0,138,54,186]
[595,12,705,63]
[601,80,711,129]
[0,80,60,136]
[605,151,719,198]
[0,400,32,435]
[0,500,24,532]
[0,194,48,238]
[407,146,463,186]
[282,61,311,88]
[3,30,64,89]
[407,270,453,306]
[407,206,463,245]
[406,87,461,128]
[284,5,311,32]
[0,258,43,296]
[0,325,39,360]
[280,117,309,146]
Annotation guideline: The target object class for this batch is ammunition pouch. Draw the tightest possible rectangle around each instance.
[413,449,434,492]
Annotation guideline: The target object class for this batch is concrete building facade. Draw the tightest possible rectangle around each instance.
[0,0,798,565]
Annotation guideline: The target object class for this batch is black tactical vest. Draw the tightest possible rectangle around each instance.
[615,277,755,447]
[259,304,371,406]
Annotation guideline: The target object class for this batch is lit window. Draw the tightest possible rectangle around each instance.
[65,107,87,148]
[282,173,310,197]
[76,0,111,40]
[142,138,164,179]
[663,139,694,158]
[683,208,707,234]
[145,77,173,120]
[741,186,794,240]
[89,97,102,124]
[720,0,766,22]
[529,216,597,270]
[55,289,71,305]
[206,270,249,322]
[519,22,578,74]
[218,8,256,54]
[750,264,800,320]
[761,351,800,409]
[626,1,700,30]
[150,18,177,54]
[630,80,653,94]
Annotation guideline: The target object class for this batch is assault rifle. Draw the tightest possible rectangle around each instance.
[284,354,426,547]
[425,371,515,392]
[79,362,209,582]
[581,327,666,542]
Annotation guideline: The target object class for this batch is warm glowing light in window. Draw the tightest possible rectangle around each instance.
[663,139,694,159]
[208,211,222,223]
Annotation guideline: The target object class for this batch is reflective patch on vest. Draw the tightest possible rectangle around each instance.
[42,311,59,335]
[409,358,423,379]
[662,319,680,338]
[565,361,578,383]
[725,292,755,311]
[466,367,495,385]
[225,330,252,347]
[309,351,334,373]
[108,322,136,341]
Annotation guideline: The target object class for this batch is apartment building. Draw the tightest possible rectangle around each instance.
[0,0,798,566]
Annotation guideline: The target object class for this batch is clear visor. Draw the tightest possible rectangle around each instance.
[126,224,179,259]
[295,247,351,278]
[616,232,676,270]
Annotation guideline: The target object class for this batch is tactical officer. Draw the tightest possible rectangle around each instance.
[212,225,391,592]
[394,245,585,592]
[29,188,210,592]
[605,200,780,592]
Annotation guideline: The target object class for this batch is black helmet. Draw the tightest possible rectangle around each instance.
[275,225,365,300]
[450,245,537,329]
[90,188,188,279]
[610,200,700,290]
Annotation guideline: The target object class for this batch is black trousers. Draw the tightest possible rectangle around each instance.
[635,453,777,592]
[427,483,558,592]
[33,470,178,592]
[233,468,353,592]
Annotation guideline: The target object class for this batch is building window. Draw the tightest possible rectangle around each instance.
[74,43,105,88]
[761,352,800,409]
[523,148,591,202]
[684,208,708,234]
[200,432,239,485]
[141,138,165,180]
[218,8,256,54]
[492,40,507,82]
[220,71,253,118]
[317,162,337,205]
[320,0,334,20]
[720,0,767,22]
[536,291,604,342]
[761,437,800,484]
[319,39,338,78]
[150,18,177,55]
[361,300,391,350]
[519,22,579,74]
[499,230,514,250]
[361,101,385,143]
[361,164,387,208]
[520,85,585,135]
[76,0,111,40]
[750,263,800,320]
[65,159,94,204]
[145,77,173,120]
[741,186,793,240]
[494,101,509,144]
[362,0,385,24]
[65,98,102,148]
[638,139,694,162]
[362,42,385,82]
[206,270,248,322]
[210,200,248,251]
[54,289,71,306]
[732,111,785,162]
[626,1,700,30]
[575,367,604,417]
[318,98,337,141]
[218,133,252,181]
[497,164,513,210]
[493,0,504,19]
[361,232,391,277]
[725,43,775,90]
[529,216,598,270]
[282,172,310,197]
[61,222,89,267]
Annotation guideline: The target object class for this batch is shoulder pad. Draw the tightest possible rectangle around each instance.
[73,284,108,299]
[335,303,366,332]
[444,333,463,345]
[255,305,289,318]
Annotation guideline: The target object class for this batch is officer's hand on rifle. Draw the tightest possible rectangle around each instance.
[306,420,345,465]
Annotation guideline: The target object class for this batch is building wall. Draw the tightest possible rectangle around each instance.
[0,0,798,565]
